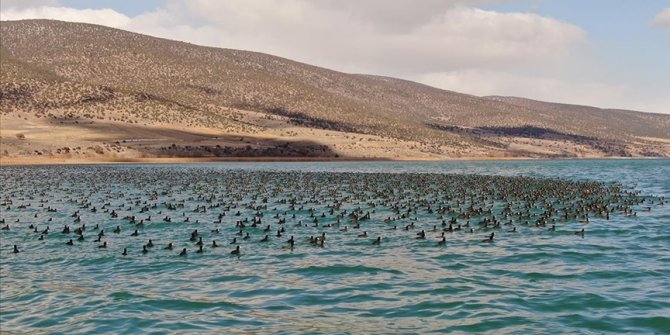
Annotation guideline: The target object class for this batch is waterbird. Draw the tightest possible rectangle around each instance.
[0,169,659,260]
[231,245,240,255]
[482,232,495,243]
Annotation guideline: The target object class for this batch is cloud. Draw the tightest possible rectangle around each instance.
[652,7,670,33]
[0,2,130,28]
[0,1,588,77]
[121,1,585,77]
[418,69,670,113]
[0,0,58,11]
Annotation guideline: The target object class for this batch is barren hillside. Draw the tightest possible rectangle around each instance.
[1,19,668,163]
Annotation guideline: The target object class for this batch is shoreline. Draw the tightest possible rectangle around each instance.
[1,155,666,166]
[0,156,390,166]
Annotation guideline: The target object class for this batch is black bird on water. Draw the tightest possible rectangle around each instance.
[231,245,240,255]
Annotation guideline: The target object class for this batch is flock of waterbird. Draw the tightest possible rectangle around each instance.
[0,167,662,257]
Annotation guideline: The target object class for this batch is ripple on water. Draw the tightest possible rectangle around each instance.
[140,298,247,311]
[283,264,404,276]
[208,274,263,283]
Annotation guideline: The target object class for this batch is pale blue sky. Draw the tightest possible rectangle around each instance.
[60,0,164,17]
[482,0,670,85]
[3,0,669,113]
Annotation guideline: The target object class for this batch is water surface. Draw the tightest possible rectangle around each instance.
[1,160,669,334]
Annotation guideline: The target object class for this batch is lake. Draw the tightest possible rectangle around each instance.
[1,159,669,334]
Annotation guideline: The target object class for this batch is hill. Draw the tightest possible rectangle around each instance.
[1,19,668,163]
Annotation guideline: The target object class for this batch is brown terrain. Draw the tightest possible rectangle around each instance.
[1,19,669,164]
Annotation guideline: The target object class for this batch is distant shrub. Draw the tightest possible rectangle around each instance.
[16,133,26,140]
[93,145,105,155]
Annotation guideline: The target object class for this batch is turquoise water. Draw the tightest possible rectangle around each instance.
[1,159,669,334]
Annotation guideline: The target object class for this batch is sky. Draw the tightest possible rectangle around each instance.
[1,0,669,114]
